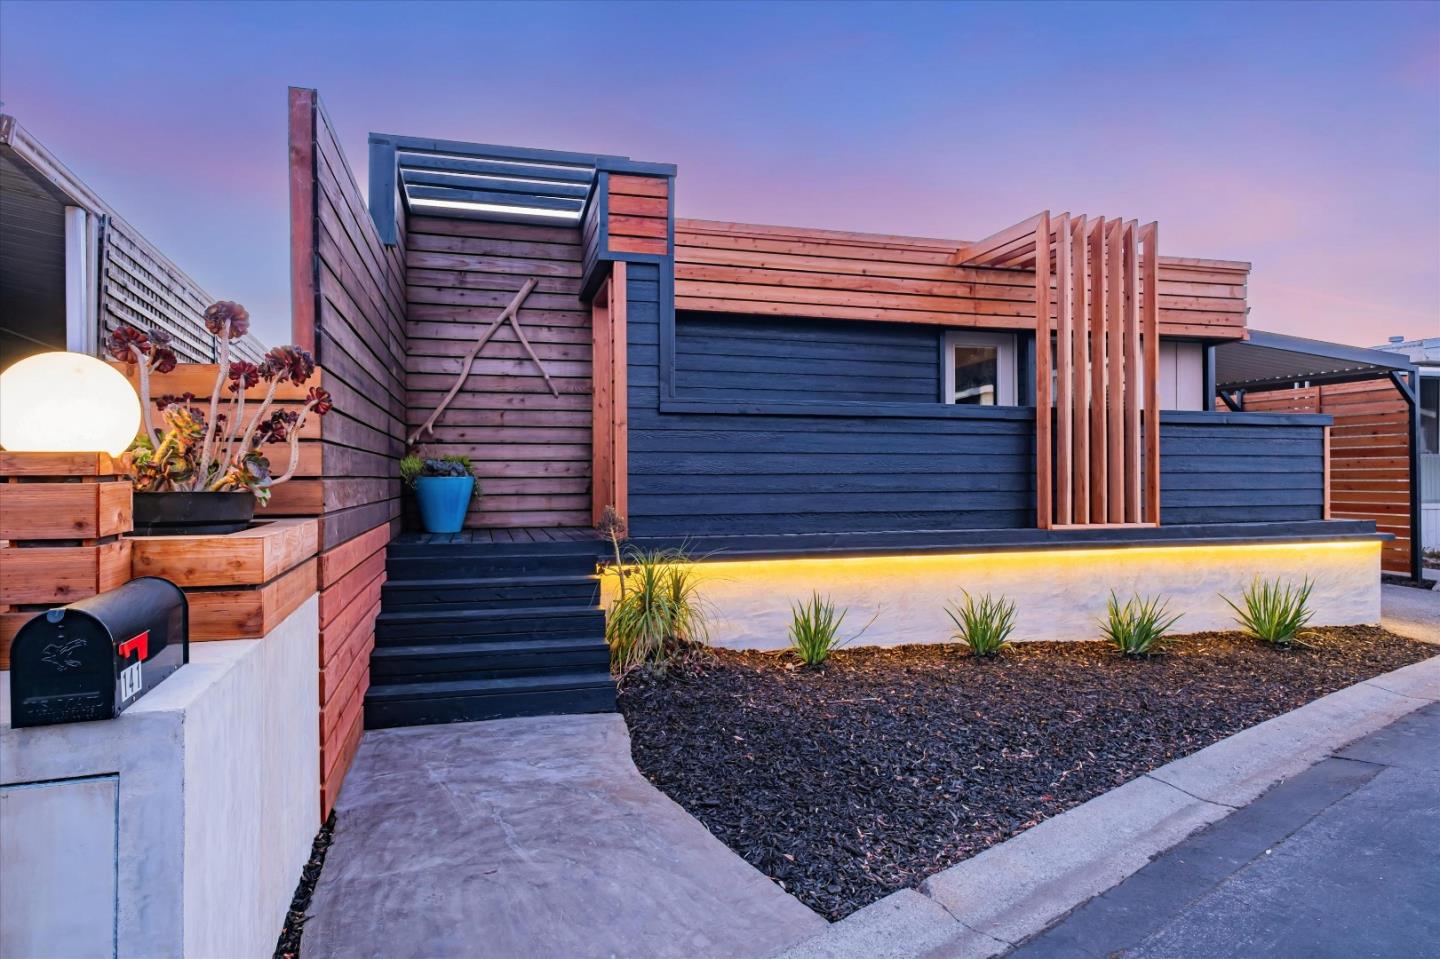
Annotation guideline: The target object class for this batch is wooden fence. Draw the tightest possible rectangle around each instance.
[1244,380,1412,573]
[290,87,407,816]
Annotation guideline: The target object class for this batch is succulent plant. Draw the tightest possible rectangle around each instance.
[114,302,333,502]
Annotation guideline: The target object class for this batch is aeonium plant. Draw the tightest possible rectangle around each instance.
[106,302,333,505]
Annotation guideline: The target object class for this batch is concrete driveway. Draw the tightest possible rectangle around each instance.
[302,714,824,959]
[1382,579,1439,644]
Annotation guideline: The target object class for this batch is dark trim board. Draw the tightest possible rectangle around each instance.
[625,520,1385,564]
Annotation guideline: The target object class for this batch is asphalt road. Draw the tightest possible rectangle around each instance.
[1009,702,1440,959]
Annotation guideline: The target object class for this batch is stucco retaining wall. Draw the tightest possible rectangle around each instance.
[603,540,1381,651]
[0,596,319,959]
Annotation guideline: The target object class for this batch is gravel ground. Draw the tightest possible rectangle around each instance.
[274,813,335,959]
[618,627,1435,921]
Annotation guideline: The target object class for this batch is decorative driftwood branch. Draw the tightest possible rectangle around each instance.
[407,277,552,446]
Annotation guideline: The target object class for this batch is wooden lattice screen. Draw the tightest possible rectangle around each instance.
[956,212,1161,529]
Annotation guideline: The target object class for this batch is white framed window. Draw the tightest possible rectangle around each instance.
[944,331,1017,406]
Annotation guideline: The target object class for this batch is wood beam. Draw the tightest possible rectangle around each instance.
[1123,221,1141,522]
[953,213,1044,266]
[1089,216,1108,523]
[1071,215,1090,524]
[1105,218,1125,522]
[1034,212,1053,529]
[1054,214,1074,525]
[1141,221,1161,524]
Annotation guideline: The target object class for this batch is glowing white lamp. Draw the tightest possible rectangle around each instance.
[0,352,142,457]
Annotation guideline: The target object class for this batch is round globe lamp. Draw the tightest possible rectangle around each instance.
[0,352,141,457]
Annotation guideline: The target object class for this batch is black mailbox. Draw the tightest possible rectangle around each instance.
[8,577,188,728]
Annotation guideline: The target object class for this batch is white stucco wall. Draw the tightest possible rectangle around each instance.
[0,596,319,959]
[602,540,1381,651]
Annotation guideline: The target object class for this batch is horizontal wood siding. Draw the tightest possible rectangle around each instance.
[631,287,1326,537]
[607,174,669,256]
[629,263,1033,536]
[405,215,592,528]
[1244,381,1411,572]
[290,87,406,818]
[675,220,1248,341]
[1158,418,1326,524]
[674,312,940,404]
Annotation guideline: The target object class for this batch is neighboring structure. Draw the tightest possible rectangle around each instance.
[1215,330,1424,579]
[1374,336,1439,551]
[288,88,1384,748]
[0,114,264,368]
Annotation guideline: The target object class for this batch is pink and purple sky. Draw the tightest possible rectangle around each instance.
[2,0,1436,349]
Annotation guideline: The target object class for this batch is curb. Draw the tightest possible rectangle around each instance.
[767,654,1440,959]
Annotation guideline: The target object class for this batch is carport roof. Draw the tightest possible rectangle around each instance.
[1215,329,1416,391]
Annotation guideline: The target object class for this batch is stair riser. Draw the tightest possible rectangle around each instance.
[372,648,610,679]
[365,685,617,729]
[382,583,600,610]
[387,557,598,580]
[378,615,603,641]
[387,541,603,559]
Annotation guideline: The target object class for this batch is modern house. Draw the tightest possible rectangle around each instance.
[0,114,265,367]
[285,89,1386,742]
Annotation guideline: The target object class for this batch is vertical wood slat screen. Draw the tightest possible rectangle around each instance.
[973,211,1161,528]
[590,261,628,523]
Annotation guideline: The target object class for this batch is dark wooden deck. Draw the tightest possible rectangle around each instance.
[393,527,601,546]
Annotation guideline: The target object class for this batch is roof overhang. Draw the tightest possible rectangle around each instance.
[367,131,675,242]
[1215,329,1417,391]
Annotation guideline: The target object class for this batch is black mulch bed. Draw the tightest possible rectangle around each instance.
[617,626,1435,921]
[273,812,336,959]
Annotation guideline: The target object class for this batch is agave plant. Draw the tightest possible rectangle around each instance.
[107,306,332,504]
[946,591,1017,657]
[1101,591,1182,657]
[1222,577,1315,647]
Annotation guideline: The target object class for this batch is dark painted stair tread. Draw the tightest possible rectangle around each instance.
[372,637,607,659]
[384,574,599,590]
[378,605,603,624]
[365,670,615,701]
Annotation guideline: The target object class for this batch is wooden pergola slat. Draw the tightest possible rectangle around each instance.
[974,211,1161,529]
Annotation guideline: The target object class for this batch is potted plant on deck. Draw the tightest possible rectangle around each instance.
[107,301,332,535]
[401,453,480,534]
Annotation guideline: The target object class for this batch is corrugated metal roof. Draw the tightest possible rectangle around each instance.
[1215,329,1415,390]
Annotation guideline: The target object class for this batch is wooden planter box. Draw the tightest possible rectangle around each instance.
[129,518,319,641]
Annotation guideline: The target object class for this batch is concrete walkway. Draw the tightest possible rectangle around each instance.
[1382,579,1440,644]
[1010,702,1440,958]
[303,715,824,959]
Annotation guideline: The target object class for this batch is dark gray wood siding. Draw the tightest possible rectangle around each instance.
[629,265,1032,536]
[628,264,1327,537]
[675,312,941,404]
[1159,415,1326,524]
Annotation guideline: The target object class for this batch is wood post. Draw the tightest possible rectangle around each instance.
[0,452,134,668]
[590,262,629,524]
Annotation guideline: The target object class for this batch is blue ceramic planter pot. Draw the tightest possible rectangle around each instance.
[414,475,474,533]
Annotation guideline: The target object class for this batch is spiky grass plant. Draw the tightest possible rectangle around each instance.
[605,548,709,673]
[787,592,877,667]
[1222,576,1315,648]
[945,591,1017,657]
[1101,591,1182,657]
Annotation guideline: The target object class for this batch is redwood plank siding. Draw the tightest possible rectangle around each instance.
[404,216,592,528]
[675,219,1248,340]
[289,88,406,818]
[1245,381,1412,573]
